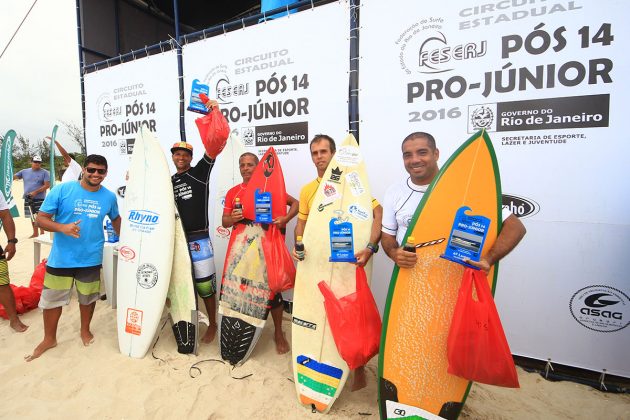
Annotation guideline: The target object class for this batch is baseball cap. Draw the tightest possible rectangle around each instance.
[170,142,193,155]
[32,155,42,162]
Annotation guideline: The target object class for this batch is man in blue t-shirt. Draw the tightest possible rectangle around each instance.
[14,155,50,238]
[26,155,120,362]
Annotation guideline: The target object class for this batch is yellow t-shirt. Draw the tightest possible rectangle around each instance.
[297,178,321,221]
[297,177,380,221]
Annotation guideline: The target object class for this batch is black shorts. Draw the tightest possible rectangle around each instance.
[270,292,283,309]
[24,198,44,218]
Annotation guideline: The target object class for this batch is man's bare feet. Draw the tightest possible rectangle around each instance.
[201,322,217,343]
[351,366,367,391]
[81,330,94,346]
[274,330,290,354]
[28,234,37,239]
[10,318,28,332]
[25,338,57,362]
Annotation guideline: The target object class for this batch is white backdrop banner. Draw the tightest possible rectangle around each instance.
[359,0,630,377]
[181,1,350,210]
[84,51,182,206]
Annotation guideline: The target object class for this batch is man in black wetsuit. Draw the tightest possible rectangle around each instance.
[171,98,227,344]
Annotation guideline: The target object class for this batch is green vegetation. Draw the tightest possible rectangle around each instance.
[2,122,86,180]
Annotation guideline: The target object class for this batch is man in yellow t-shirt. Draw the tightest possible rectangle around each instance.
[292,134,382,391]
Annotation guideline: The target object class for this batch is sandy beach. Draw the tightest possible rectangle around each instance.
[1,180,628,419]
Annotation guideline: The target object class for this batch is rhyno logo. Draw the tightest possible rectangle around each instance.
[569,285,629,333]
[128,210,159,225]
[502,194,540,218]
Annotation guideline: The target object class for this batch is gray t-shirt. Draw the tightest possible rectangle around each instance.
[15,168,50,200]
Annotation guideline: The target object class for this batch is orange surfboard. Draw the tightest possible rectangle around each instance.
[378,130,502,420]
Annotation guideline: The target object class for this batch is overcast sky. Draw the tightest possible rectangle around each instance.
[0,0,82,151]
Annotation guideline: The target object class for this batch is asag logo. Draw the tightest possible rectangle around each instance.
[569,285,629,333]
[502,194,540,219]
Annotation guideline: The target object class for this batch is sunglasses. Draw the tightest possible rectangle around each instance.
[85,167,107,175]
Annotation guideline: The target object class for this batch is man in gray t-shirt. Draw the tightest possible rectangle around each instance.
[14,155,50,237]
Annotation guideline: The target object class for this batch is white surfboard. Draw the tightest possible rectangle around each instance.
[291,134,374,413]
[101,243,116,308]
[166,210,198,354]
[208,131,246,286]
[117,127,175,358]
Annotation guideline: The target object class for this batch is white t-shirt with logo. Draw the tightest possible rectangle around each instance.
[61,159,82,183]
[382,177,511,245]
[382,178,429,245]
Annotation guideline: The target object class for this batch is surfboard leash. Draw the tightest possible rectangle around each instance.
[189,358,226,378]
[151,318,179,370]
[187,359,253,380]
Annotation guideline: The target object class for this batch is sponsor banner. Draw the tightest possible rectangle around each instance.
[250,121,309,146]
[182,1,350,204]
[84,52,181,211]
[0,130,19,218]
[470,94,610,134]
[501,194,540,218]
[360,0,630,377]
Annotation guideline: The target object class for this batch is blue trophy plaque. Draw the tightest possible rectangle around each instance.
[329,211,356,263]
[440,206,490,270]
[254,189,272,224]
[187,79,210,114]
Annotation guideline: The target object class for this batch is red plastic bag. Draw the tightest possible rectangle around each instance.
[447,268,520,388]
[260,224,295,293]
[317,267,382,370]
[0,259,46,319]
[194,106,230,158]
[30,259,46,291]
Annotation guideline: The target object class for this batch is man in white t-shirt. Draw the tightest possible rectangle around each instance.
[49,138,82,183]
[381,131,526,271]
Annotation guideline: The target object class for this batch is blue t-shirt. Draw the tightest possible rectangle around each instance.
[40,181,119,268]
[15,168,50,199]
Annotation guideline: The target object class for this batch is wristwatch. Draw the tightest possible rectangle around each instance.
[366,242,379,254]
[7,238,18,244]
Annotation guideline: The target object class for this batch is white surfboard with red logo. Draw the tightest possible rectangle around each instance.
[209,131,246,284]
[117,127,175,358]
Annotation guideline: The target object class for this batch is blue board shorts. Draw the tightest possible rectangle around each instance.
[188,232,216,298]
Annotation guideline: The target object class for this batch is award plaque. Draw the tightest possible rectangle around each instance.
[187,79,210,114]
[440,206,490,269]
[329,211,356,263]
[254,189,272,224]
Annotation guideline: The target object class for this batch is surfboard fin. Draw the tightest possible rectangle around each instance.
[438,401,464,420]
